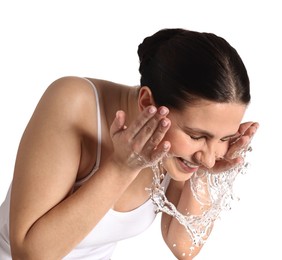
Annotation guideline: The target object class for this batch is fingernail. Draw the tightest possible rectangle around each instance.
[149,106,157,114]
[163,142,170,149]
[159,107,168,115]
[161,119,169,127]
[116,111,121,118]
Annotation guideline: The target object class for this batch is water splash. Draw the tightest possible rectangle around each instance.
[147,146,252,248]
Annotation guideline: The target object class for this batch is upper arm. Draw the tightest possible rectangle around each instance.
[10,76,97,243]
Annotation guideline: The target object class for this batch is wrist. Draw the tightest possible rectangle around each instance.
[108,155,140,179]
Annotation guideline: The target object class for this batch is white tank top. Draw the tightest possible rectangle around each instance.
[0,79,171,260]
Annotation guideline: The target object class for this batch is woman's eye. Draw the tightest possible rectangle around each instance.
[220,137,231,142]
[190,135,204,141]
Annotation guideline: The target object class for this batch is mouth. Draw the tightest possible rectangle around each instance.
[177,157,200,173]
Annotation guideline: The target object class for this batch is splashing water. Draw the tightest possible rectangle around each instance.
[147,146,252,248]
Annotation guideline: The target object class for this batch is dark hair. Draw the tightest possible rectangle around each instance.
[138,28,250,110]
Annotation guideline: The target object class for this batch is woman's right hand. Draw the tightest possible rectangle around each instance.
[110,106,171,173]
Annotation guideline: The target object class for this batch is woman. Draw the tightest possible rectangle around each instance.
[0,28,258,259]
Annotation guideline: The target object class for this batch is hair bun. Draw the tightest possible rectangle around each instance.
[137,28,183,66]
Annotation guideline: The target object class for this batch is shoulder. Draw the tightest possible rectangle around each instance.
[36,76,98,130]
[45,76,96,105]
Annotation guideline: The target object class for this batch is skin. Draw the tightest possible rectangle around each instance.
[9,76,259,260]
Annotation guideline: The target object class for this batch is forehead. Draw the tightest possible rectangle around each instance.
[170,100,247,135]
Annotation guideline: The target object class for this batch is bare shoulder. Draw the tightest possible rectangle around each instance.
[47,76,94,96]
[43,76,97,113]
[35,76,98,131]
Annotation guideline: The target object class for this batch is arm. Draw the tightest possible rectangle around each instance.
[10,77,133,259]
[161,179,210,259]
[10,77,171,260]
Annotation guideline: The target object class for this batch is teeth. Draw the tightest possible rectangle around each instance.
[181,158,198,168]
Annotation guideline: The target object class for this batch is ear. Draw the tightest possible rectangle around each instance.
[138,86,156,111]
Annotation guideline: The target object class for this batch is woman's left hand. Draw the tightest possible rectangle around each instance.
[209,121,259,173]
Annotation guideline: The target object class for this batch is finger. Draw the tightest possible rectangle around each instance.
[142,118,171,155]
[110,110,127,138]
[226,135,250,160]
[228,122,251,145]
[238,121,259,135]
[242,122,259,138]
[229,122,259,146]
[238,121,254,134]
[128,106,169,138]
[130,106,169,150]
[210,157,243,173]
[125,106,158,139]
[151,141,171,162]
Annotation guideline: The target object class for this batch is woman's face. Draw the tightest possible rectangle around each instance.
[162,99,247,181]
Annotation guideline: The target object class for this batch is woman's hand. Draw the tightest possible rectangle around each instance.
[210,121,259,173]
[110,106,171,173]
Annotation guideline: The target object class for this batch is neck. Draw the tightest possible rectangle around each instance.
[101,83,139,129]
[120,86,139,125]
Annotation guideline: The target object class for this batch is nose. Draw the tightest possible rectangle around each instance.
[193,149,217,169]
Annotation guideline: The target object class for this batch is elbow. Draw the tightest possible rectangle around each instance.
[163,233,202,260]
[10,238,26,260]
[10,241,37,260]
[11,240,56,260]
[11,245,32,260]
[166,241,202,260]
[171,247,201,260]
[11,249,56,260]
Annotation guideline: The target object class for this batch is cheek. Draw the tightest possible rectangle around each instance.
[165,132,182,154]
[165,130,201,155]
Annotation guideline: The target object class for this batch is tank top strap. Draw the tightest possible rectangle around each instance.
[74,78,102,186]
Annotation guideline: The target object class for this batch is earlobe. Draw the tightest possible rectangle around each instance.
[138,86,156,111]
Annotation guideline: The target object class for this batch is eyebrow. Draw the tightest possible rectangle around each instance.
[183,126,238,139]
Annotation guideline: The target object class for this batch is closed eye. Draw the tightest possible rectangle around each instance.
[190,135,205,141]
[220,136,233,142]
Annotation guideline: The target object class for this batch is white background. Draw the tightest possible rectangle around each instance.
[0,1,281,259]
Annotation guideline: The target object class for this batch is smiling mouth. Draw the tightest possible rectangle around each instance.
[178,157,200,170]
